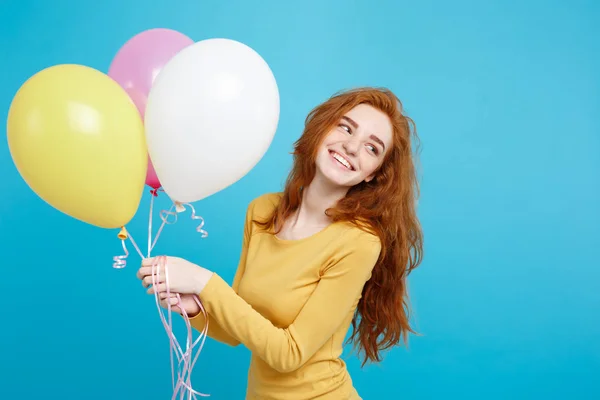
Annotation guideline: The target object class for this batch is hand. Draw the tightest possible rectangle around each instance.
[158,292,202,318]
[137,256,214,295]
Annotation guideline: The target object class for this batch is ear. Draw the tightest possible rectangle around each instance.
[364,173,375,183]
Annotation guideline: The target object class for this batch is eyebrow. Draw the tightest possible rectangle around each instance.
[341,115,386,151]
[342,115,359,129]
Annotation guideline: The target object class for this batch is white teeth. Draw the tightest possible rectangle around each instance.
[332,152,352,170]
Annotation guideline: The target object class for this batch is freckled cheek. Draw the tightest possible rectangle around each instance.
[361,161,379,176]
[330,130,346,141]
[322,136,338,147]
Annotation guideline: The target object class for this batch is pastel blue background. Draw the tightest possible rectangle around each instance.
[1,0,598,398]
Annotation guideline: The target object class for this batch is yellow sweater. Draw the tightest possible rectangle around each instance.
[191,193,382,399]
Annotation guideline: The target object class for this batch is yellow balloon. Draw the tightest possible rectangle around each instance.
[7,64,147,229]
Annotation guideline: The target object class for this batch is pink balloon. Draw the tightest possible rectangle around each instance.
[108,28,194,190]
[123,87,148,118]
[122,87,162,189]
[146,158,161,190]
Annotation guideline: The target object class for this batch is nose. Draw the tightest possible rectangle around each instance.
[342,138,359,156]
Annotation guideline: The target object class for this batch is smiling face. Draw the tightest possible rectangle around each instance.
[314,104,394,189]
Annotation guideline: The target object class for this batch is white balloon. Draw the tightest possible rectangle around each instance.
[144,38,280,203]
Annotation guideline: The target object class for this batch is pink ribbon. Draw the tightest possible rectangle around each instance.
[112,240,129,269]
[169,202,209,238]
[110,191,211,397]
[151,256,209,398]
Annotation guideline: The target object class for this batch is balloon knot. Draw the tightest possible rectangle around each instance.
[150,188,159,197]
[117,226,128,240]
[175,202,186,213]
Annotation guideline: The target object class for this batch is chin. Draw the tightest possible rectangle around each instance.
[315,151,359,187]
[318,166,362,188]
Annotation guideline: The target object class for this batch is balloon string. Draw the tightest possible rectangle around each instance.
[148,220,186,395]
[112,240,129,269]
[176,202,209,238]
[176,298,209,398]
[113,191,209,269]
[128,232,144,258]
[150,200,209,253]
[146,196,208,397]
[112,228,144,269]
[148,188,178,253]
[112,193,210,395]
[152,203,177,252]
[152,256,209,398]
[151,256,181,391]
[147,193,177,392]
[148,191,155,257]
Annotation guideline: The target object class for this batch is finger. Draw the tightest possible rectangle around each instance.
[141,275,164,288]
[142,276,150,288]
[159,296,179,307]
[147,283,168,294]
[159,299,182,313]
[139,267,165,281]
[159,292,179,300]
[142,256,172,267]
[141,257,156,267]
[137,266,155,279]
[139,260,167,277]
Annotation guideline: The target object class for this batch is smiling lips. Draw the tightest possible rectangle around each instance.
[329,150,355,171]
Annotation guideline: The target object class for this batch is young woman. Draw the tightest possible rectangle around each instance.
[137,87,424,399]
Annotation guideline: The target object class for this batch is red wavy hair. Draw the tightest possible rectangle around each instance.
[259,87,424,365]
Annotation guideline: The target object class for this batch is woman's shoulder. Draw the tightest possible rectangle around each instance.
[334,221,381,248]
[247,192,283,217]
[252,192,283,205]
[322,223,382,272]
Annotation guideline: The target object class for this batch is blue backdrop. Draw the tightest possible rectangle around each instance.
[1,0,598,398]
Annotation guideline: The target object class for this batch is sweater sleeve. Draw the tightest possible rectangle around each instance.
[197,231,381,373]
[187,200,256,346]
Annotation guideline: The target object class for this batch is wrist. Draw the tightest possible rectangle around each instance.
[192,267,213,295]
[187,296,203,319]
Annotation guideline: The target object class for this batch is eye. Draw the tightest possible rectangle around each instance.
[366,144,379,155]
[339,123,352,134]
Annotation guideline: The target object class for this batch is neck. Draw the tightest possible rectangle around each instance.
[294,175,348,227]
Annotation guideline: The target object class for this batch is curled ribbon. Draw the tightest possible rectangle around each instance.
[112,239,129,269]
[112,227,144,269]
[175,202,209,238]
[160,208,179,225]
